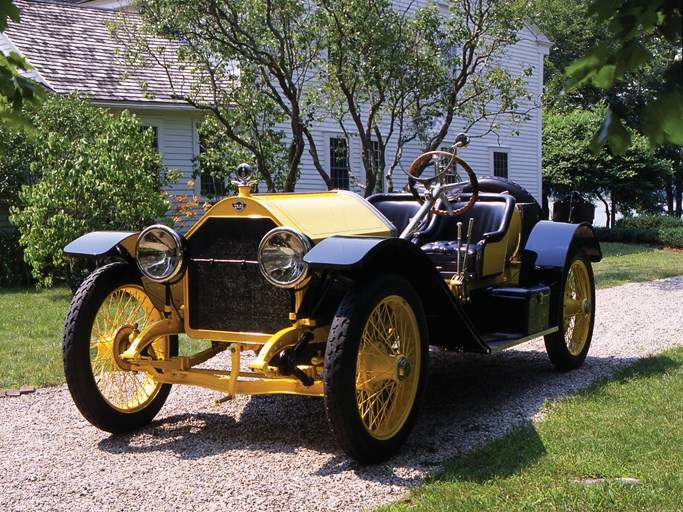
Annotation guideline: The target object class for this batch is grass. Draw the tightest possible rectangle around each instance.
[593,243,683,289]
[0,286,72,389]
[380,347,683,511]
[0,286,207,389]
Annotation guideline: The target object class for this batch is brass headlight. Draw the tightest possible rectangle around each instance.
[135,225,185,282]
[258,227,312,288]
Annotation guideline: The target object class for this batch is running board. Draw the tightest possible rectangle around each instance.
[482,327,559,353]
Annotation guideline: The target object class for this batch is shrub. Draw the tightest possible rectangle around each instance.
[594,227,659,244]
[595,215,683,248]
[9,95,172,290]
[0,230,33,286]
[659,228,683,249]
[617,214,683,231]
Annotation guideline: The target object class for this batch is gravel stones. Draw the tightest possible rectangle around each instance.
[2,276,682,512]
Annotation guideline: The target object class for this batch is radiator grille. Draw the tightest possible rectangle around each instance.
[186,217,292,334]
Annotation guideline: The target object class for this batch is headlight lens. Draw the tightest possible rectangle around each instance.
[136,225,185,282]
[258,227,312,288]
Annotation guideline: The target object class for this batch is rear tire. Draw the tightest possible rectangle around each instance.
[324,274,428,463]
[544,253,595,371]
[63,262,177,433]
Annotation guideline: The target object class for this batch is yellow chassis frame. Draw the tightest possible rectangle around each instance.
[120,312,326,401]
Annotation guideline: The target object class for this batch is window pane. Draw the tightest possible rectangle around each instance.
[440,147,458,184]
[330,137,349,190]
[198,126,226,197]
[141,125,159,150]
[493,151,508,178]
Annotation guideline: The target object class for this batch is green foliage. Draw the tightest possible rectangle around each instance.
[8,95,171,289]
[543,106,670,222]
[618,213,683,230]
[657,227,683,249]
[595,215,683,248]
[563,0,683,152]
[0,230,33,286]
[534,0,609,110]
[128,0,538,193]
[594,226,661,244]
[0,0,45,126]
[129,0,314,191]
[194,115,288,196]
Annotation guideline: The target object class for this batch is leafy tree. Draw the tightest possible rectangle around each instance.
[116,0,325,191]
[319,0,533,195]
[543,106,670,226]
[563,0,682,153]
[536,0,682,217]
[193,115,289,195]
[119,0,539,194]
[0,0,44,125]
[9,95,172,289]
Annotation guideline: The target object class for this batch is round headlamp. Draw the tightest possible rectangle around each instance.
[135,225,185,283]
[258,227,312,288]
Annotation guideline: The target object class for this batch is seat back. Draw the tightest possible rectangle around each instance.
[417,193,515,245]
[367,193,423,236]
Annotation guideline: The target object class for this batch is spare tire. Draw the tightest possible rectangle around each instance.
[463,175,539,208]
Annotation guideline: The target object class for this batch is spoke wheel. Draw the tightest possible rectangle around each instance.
[63,263,176,432]
[544,253,595,371]
[90,285,165,412]
[325,275,428,463]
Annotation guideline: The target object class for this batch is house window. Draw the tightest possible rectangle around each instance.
[368,140,383,192]
[330,137,349,190]
[141,125,159,150]
[493,151,508,178]
[197,125,226,197]
[440,146,458,184]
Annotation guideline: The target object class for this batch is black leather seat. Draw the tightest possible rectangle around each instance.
[368,192,516,278]
[367,193,424,236]
[418,194,515,278]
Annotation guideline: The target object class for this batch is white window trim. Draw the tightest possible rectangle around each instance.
[140,117,163,152]
[489,147,511,179]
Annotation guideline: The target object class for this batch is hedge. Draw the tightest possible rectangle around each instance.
[0,231,34,287]
[594,215,683,249]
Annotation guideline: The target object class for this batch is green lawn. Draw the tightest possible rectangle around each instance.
[380,346,683,511]
[0,286,72,388]
[594,243,683,289]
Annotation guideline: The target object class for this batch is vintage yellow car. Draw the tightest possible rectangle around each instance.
[62,140,601,463]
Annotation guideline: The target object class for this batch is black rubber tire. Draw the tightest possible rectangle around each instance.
[324,274,429,463]
[544,253,596,371]
[464,175,539,207]
[63,262,176,433]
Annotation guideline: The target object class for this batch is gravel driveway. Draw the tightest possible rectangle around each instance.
[2,276,682,512]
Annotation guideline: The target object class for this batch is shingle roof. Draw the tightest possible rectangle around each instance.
[4,0,197,105]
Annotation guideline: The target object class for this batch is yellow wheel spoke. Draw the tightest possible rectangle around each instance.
[89,285,167,413]
[562,259,592,356]
[355,295,421,440]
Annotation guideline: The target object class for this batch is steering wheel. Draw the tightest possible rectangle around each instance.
[407,150,479,217]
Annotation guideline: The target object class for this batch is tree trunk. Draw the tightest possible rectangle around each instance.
[664,175,674,215]
[595,191,610,228]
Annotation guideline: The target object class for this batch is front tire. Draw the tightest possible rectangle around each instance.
[324,275,428,463]
[63,262,176,433]
[544,253,595,371]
